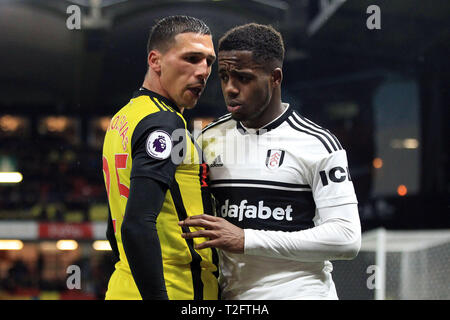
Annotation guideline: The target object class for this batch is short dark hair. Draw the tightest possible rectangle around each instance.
[218,23,285,67]
[147,15,211,54]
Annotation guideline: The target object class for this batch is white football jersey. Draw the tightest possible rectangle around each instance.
[199,103,358,300]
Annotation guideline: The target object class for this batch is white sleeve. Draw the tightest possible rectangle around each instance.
[244,203,361,262]
[311,149,358,209]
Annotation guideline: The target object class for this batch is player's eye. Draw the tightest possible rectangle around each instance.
[206,57,215,67]
[219,73,229,82]
[238,75,251,83]
[184,55,200,64]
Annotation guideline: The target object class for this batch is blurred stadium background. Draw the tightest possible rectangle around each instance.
[0,0,448,300]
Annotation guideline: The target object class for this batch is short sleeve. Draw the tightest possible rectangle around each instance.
[130,111,186,187]
[311,149,358,209]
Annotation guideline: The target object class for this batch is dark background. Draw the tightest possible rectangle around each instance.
[0,0,448,299]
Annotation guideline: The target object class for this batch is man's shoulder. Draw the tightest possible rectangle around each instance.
[285,110,344,156]
[200,113,235,137]
[108,88,182,126]
[112,94,183,132]
[109,95,185,150]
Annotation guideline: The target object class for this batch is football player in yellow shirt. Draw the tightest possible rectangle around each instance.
[102,15,218,300]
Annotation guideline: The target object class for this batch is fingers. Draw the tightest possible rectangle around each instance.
[178,215,226,250]
[178,215,244,253]
[194,239,218,250]
[181,229,217,240]
[178,214,218,229]
[185,214,218,221]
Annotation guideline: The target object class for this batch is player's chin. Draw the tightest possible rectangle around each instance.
[182,100,198,110]
[229,110,247,121]
[181,93,200,109]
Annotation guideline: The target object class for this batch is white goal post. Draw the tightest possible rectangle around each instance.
[332,228,450,300]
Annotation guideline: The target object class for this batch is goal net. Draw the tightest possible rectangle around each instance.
[332,228,450,300]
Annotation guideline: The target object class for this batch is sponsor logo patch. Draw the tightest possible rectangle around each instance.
[220,199,293,222]
[210,155,223,167]
[146,130,172,160]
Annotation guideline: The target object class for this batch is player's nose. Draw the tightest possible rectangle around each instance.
[224,79,239,98]
[195,58,210,81]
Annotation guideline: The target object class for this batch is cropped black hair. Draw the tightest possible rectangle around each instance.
[218,23,285,66]
[147,15,211,53]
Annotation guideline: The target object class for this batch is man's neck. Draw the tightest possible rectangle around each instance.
[141,76,184,114]
[242,100,285,129]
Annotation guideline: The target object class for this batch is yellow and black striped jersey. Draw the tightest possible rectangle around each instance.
[102,87,218,300]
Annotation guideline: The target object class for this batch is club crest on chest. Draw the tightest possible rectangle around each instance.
[265,149,285,170]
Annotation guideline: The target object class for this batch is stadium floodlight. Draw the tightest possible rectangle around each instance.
[0,240,24,250]
[0,172,23,183]
[56,240,78,250]
[92,240,112,251]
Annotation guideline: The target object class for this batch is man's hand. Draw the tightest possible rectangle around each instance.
[178,214,244,253]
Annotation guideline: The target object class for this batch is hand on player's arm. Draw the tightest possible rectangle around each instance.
[178,215,244,254]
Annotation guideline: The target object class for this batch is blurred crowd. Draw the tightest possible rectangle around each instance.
[0,250,115,300]
[0,133,107,222]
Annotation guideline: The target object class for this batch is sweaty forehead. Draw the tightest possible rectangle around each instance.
[218,50,263,71]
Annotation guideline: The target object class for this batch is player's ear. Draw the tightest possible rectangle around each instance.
[148,50,162,74]
[271,68,283,88]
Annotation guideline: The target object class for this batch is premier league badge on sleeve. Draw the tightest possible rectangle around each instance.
[146,130,173,160]
[265,149,285,170]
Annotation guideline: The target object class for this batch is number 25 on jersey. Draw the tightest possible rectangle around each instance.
[102,154,130,199]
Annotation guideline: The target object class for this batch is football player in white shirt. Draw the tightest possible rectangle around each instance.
[179,23,361,300]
